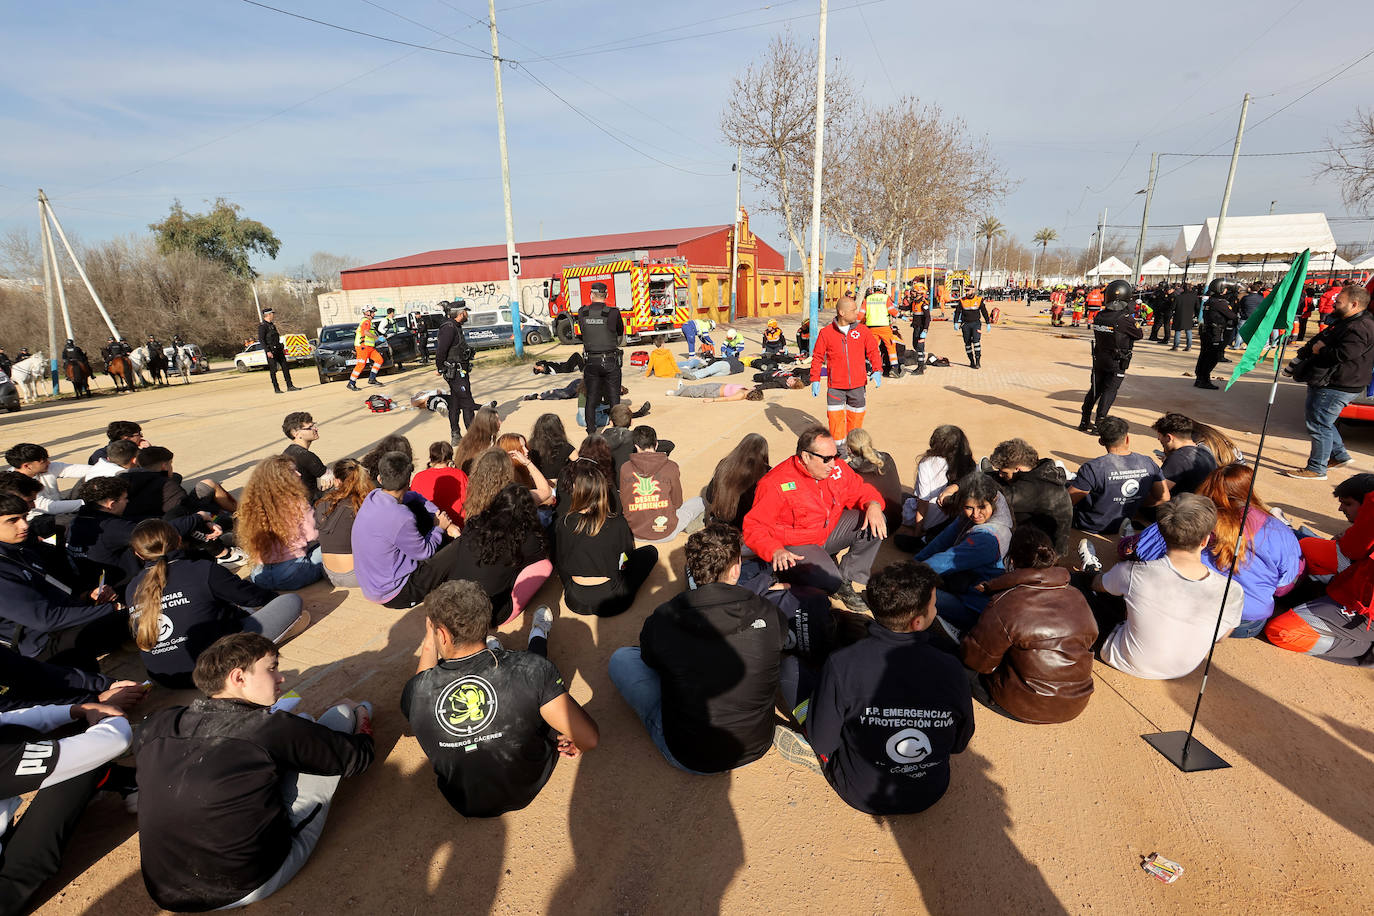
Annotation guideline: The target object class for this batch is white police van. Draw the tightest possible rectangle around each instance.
[464,306,553,351]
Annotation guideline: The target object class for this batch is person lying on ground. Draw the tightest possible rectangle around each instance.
[238,456,323,591]
[353,452,462,608]
[983,438,1073,556]
[314,458,373,590]
[531,352,585,375]
[128,520,311,689]
[752,368,807,390]
[679,352,747,380]
[281,412,332,503]
[609,523,785,774]
[664,382,764,401]
[620,426,703,542]
[554,459,657,617]
[742,426,885,613]
[913,473,1013,636]
[961,527,1097,724]
[0,494,127,671]
[134,633,374,912]
[453,483,550,627]
[403,582,594,817]
[1068,417,1165,535]
[1266,473,1374,665]
[1088,493,1243,680]
[803,560,974,814]
[0,695,138,914]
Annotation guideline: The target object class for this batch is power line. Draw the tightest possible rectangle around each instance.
[239,0,493,59]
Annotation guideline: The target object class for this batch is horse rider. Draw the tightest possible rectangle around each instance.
[0,347,10,376]
[61,339,90,371]
[145,334,169,385]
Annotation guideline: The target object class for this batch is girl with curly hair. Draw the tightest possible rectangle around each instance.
[238,455,323,590]
[315,457,375,588]
[454,483,551,626]
[463,448,516,519]
[528,413,574,483]
[451,406,501,473]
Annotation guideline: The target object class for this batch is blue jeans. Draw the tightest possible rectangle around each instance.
[250,547,324,591]
[1230,617,1269,639]
[934,588,981,634]
[1171,327,1192,349]
[682,361,728,380]
[608,647,708,774]
[1304,386,1358,472]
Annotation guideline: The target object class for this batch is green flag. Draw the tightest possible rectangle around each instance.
[1225,249,1310,390]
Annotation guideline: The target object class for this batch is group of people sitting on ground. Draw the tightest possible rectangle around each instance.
[3,377,1372,911]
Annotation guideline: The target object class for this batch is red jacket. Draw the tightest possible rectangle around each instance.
[743,455,883,560]
[809,321,881,389]
[1330,491,1374,618]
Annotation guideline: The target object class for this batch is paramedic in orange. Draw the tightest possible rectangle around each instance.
[347,305,385,391]
[762,319,786,357]
[810,295,882,442]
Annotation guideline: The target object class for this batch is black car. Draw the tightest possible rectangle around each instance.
[314,323,420,383]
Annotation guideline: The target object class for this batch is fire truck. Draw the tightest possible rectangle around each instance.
[545,251,690,344]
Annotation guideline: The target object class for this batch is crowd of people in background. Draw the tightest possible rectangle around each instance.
[3,276,1374,913]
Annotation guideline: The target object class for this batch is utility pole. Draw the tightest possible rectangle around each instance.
[38,193,59,395]
[1096,209,1107,283]
[1132,152,1158,285]
[489,0,524,356]
[893,232,904,304]
[729,144,742,322]
[806,0,829,353]
[38,198,73,341]
[1204,93,1251,289]
[42,192,120,339]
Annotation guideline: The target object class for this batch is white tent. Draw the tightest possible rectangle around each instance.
[1086,256,1133,279]
[1305,251,1354,271]
[1139,255,1184,277]
[1354,252,1374,270]
[1186,213,1336,265]
[1170,225,1202,265]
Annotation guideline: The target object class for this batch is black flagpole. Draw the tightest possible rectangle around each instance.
[1142,328,1293,772]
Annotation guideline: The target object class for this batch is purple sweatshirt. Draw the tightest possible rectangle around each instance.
[351,489,443,603]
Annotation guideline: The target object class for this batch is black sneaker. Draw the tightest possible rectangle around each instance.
[835,582,871,615]
[346,381,360,391]
[1077,421,1097,434]
[368,378,385,386]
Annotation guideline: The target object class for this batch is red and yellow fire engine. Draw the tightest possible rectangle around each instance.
[545,252,690,344]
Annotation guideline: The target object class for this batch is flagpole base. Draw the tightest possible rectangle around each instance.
[1142,731,1230,772]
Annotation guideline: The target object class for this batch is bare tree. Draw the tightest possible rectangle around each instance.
[824,98,1009,293]
[307,251,358,290]
[721,30,854,310]
[1321,108,1374,212]
[0,228,43,281]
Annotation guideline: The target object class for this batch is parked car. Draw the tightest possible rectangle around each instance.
[314,323,420,383]
[232,336,314,372]
[463,307,553,351]
[0,372,18,413]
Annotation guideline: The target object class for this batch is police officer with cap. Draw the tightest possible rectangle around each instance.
[257,306,299,394]
[578,281,625,430]
[434,299,479,443]
[1195,278,1240,390]
[1079,279,1143,432]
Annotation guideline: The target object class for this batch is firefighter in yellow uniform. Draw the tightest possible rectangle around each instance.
[863,283,898,377]
[348,305,385,391]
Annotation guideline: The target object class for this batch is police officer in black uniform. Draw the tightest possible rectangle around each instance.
[61,339,89,367]
[578,282,625,431]
[256,307,299,394]
[434,300,478,443]
[956,291,991,368]
[1079,279,1144,433]
[0,347,10,376]
[1194,278,1240,390]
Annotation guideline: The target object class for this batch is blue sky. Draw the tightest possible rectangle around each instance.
[2,0,1371,276]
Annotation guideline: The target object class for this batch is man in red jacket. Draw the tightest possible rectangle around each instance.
[810,296,882,443]
[743,426,886,612]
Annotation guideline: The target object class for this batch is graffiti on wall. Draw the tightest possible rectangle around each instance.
[317,278,550,327]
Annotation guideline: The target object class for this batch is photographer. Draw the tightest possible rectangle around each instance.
[434,301,478,444]
[1282,285,1374,480]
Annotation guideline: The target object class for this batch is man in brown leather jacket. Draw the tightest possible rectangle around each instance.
[960,527,1097,724]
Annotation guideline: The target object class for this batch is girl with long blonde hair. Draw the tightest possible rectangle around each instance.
[845,428,903,529]
[238,455,323,590]
[129,519,309,687]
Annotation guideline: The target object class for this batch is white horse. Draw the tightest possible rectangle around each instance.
[171,345,193,384]
[10,352,47,403]
[126,347,151,387]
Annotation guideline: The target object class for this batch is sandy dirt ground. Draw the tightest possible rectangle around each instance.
[8,304,1374,915]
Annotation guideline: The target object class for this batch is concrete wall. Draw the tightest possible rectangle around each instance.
[317,278,552,328]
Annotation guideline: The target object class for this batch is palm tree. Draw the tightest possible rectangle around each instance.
[1032,227,1057,282]
[976,216,1006,290]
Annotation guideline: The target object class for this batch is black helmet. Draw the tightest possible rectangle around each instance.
[1206,278,1241,301]
[1103,280,1135,304]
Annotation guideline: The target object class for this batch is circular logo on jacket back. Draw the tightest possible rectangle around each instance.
[886,727,932,763]
[434,675,499,738]
[1121,478,1141,498]
[157,614,174,643]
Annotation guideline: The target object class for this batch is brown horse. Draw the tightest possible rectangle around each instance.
[106,355,133,392]
[64,359,92,398]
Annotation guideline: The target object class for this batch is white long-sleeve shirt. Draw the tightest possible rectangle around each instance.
[31,461,90,517]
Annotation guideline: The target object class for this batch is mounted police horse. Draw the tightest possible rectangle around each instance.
[64,354,93,398]
[9,352,47,403]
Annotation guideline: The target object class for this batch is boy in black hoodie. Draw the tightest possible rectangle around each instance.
[608,523,785,773]
[806,561,974,815]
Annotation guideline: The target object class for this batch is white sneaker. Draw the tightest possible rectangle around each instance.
[215,547,246,567]
[1269,506,1290,526]
[1077,540,1102,573]
[530,605,555,646]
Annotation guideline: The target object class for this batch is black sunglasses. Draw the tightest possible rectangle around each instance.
[804,450,838,464]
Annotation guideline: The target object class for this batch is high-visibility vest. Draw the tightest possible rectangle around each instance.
[355,317,378,348]
[1086,289,1105,308]
[863,292,889,326]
